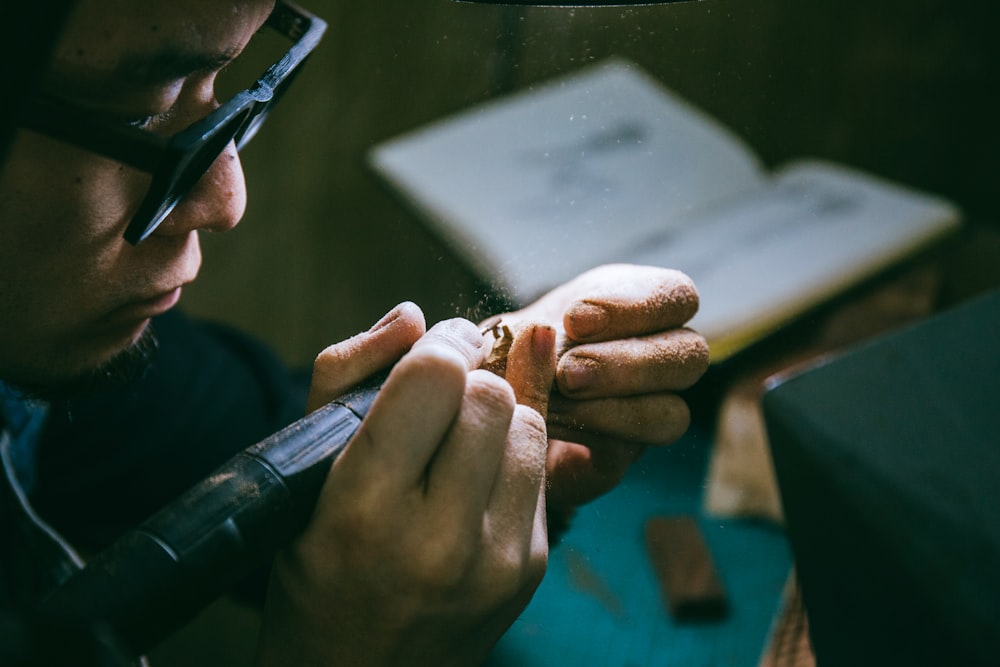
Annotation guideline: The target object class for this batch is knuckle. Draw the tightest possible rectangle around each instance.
[396,344,469,385]
[405,529,481,591]
[512,404,548,443]
[417,318,484,364]
[508,407,549,476]
[466,370,516,414]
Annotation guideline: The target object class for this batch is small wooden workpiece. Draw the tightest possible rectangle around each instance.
[481,320,514,376]
[645,515,728,621]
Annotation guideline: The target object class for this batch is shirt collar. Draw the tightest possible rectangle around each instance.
[0,381,50,493]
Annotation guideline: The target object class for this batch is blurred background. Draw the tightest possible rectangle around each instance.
[147,1,1000,663]
[181,0,1000,369]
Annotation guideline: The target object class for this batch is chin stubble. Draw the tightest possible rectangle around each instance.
[13,327,160,402]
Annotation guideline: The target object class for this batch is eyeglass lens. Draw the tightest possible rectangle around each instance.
[124,4,323,244]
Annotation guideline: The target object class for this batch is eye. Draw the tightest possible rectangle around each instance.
[125,108,175,131]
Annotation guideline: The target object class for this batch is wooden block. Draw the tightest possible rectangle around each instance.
[645,515,728,621]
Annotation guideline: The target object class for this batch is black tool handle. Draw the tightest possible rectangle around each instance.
[39,376,384,661]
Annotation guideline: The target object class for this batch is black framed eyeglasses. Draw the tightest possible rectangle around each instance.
[20,0,327,245]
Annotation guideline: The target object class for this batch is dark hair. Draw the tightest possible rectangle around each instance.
[0,1,76,162]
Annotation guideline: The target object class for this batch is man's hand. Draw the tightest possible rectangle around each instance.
[491,264,710,521]
[255,303,557,666]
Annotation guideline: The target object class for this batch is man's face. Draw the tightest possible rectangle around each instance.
[0,0,275,391]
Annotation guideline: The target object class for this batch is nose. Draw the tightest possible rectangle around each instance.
[150,140,248,238]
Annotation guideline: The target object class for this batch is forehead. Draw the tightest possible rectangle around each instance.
[49,0,275,92]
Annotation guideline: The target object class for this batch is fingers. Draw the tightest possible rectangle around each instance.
[308,302,426,412]
[545,437,639,512]
[561,265,700,343]
[490,322,555,538]
[426,370,515,520]
[488,266,708,516]
[486,404,549,555]
[481,323,554,564]
[556,327,709,399]
[339,318,484,486]
[504,323,557,420]
[282,316,554,667]
[549,392,691,446]
[432,323,556,536]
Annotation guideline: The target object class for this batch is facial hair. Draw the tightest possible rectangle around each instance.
[9,327,159,403]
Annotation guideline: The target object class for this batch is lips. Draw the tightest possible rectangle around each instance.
[108,286,183,326]
[132,287,182,316]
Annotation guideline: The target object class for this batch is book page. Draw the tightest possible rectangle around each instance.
[370,58,765,303]
[626,160,961,361]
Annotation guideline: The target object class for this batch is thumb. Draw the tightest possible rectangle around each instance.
[308,302,426,412]
[503,322,557,420]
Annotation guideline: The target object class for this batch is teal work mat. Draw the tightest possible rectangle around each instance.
[487,427,791,667]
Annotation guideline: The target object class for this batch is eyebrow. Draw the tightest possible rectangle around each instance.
[115,46,241,86]
[42,46,242,104]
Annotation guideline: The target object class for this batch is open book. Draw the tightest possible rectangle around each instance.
[369,58,961,362]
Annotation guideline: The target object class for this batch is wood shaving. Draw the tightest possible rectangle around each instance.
[481,321,514,376]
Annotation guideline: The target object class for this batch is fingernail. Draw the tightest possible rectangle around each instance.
[559,354,597,393]
[568,303,608,339]
[532,324,557,360]
[450,318,485,350]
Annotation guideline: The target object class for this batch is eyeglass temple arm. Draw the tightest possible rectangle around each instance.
[20,95,165,172]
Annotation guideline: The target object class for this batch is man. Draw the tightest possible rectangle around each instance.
[0,0,709,664]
